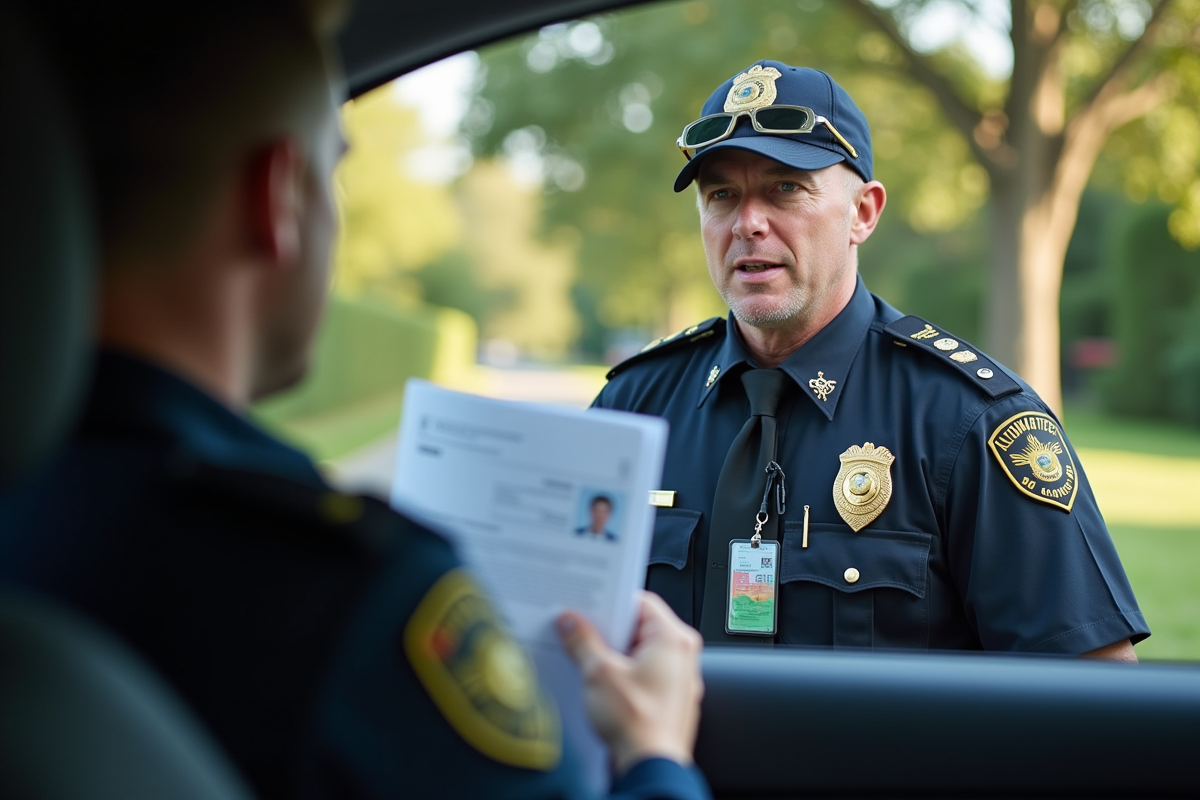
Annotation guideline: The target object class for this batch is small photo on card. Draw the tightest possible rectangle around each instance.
[574,489,624,543]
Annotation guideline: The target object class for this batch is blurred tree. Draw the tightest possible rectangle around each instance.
[451,161,582,359]
[465,0,1200,406]
[1099,203,1200,425]
[847,0,1200,414]
[334,88,462,304]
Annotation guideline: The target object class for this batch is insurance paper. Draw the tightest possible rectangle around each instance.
[390,379,668,791]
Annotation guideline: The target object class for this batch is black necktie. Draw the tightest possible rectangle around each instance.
[699,368,788,645]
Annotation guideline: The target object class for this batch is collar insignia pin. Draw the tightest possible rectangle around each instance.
[809,371,837,401]
[724,64,782,112]
[705,365,721,388]
[833,443,895,532]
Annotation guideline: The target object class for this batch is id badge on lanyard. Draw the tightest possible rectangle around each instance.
[725,539,779,636]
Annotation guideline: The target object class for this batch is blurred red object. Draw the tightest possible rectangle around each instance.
[1070,338,1117,369]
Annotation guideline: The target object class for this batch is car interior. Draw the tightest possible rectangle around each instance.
[1,1,1197,798]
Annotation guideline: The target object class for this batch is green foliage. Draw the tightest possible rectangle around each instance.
[448,161,581,359]
[334,88,462,303]
[451,0,1200,371]
[1059,190,1123,397]
[417,247,504,324]
[1066,402,1200,458]
[1095,0,1200,250]
[466,0,989,349]
[253,296,478,457]
[860,208,987,343]
[1097,202,1200,423]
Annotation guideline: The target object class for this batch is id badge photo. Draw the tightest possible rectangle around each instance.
[726,539,779,636]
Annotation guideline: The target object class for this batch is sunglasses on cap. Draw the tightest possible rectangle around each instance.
[677,105,859,161]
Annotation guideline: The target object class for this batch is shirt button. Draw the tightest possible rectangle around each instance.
[844,567,860,584]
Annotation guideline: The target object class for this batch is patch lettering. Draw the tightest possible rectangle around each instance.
[988,412,1078,512]
[404,569,561,769]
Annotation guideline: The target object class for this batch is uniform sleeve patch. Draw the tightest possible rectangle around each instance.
[404,568,561,770]
[987,412,1078,512]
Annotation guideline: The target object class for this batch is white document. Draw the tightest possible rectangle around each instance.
[390,379,668,792]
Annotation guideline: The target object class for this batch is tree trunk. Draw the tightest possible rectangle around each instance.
[986,166,1070,416]
[984,172,1022,374]
[849,0,1173,417]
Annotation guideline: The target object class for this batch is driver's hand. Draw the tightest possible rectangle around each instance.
[556,591,704,776]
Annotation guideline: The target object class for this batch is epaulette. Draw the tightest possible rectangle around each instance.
[606,317,724,380]
[883,315,1021,400]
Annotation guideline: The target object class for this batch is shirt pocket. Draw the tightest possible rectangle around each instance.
[780,522,931,648]
[646,508,702,625]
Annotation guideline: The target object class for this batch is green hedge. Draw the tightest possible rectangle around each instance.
[253,296,477,458]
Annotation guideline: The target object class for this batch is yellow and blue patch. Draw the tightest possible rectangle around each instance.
[988,412,1078,512]
[404,569,561,770]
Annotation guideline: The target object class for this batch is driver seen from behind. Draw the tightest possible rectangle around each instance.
[1,2,708,799]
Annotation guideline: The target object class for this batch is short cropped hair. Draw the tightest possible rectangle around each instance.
[32,1,347,263]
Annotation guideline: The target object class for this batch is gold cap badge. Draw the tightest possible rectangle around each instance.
[725,65,782,112]
[833,443,895,532]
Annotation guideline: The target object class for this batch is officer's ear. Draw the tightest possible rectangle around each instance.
[849,178,886,246]
[245,138,306,268]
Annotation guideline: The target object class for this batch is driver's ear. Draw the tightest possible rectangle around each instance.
[246,138,304,268]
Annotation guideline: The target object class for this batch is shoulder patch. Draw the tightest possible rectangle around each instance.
[987,411,1078,512]
[883,315,1021,399]
[606,317,724,380]
[404,568,561,770]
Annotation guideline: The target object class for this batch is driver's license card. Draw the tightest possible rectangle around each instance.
[725,539,779,636]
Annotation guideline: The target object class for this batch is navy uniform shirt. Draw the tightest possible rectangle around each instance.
[0,351,709,800]
[595,278,1149,653]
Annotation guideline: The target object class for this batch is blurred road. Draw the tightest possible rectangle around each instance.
[324,365,605,498]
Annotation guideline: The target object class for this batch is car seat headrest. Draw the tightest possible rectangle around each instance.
[0,4,96,486]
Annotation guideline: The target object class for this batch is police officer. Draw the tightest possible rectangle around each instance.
[0,3,707,799]
[594,61,1148,660]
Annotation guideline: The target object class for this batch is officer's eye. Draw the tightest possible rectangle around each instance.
[778,181,799,192]
[709,188,732,201]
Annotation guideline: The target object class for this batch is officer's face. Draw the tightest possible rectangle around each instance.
[696,150,859,333]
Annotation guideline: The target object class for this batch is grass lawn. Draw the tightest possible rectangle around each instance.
[1065,407,1200,663]
[258,387,408,463]
[1106,525,1200,662]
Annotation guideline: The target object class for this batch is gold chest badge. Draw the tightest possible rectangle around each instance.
[833,443,895,532]
[988,411,1078,512]
[725,64,782,112]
